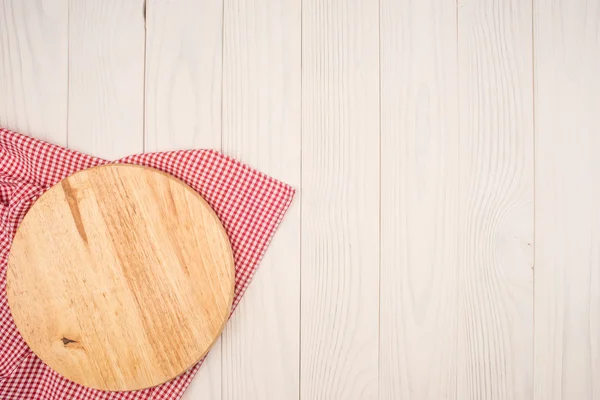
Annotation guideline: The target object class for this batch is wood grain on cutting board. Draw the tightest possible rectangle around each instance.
[6,164,235,392]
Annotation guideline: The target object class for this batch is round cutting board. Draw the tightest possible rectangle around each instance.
[6,164,235,392]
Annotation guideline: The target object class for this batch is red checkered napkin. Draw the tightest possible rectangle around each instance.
[0,128,295,400]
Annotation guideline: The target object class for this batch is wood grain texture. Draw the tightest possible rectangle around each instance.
[220,0,301,398]
[7,164,235,391]
[6,1,600,398]
[379,0,459,398]
[301,0,379,398]
[144,0,222,152]
[457,1,534,398]
[0,0,68,144]
[143,1,224,398]
[67,0,145,158]
[534,1,600,398]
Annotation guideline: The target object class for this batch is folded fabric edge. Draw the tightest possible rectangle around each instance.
[117,149,296,195]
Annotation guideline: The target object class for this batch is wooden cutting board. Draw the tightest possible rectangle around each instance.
[6,164,235,392]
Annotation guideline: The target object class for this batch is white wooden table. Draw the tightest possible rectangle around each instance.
[1,1,599,399]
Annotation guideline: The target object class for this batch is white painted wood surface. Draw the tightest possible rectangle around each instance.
[67,0,145,158]
[534,0,600,399]
[457,1,534,398]
[301,0,380,398]
[0,1,599,399]
[379,1,459,398]
[0,0,68,144]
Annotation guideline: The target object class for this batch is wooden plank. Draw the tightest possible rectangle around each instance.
[0,0,68,144]
[144,2,224,396]
[67,0,145,159]
[301,0,379,398]
[145,0,222,152]
[457,1,534,398]
[533,1,600,398]
[220,0,301,398]
[379,0,459,398]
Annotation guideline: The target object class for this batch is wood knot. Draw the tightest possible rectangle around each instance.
[61,337,78,346]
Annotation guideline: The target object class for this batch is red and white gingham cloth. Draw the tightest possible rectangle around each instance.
[0,128,295,400]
